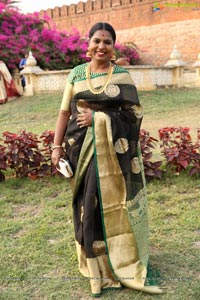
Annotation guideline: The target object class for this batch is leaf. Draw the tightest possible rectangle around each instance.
[189,167,198,177]
[180,160,188,169]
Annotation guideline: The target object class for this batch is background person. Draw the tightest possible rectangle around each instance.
[0,61,20,104]
[51,22,163,297]
[19,53,28,91]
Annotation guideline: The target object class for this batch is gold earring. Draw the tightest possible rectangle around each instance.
[86,49,92,58]
[111,52,116,61]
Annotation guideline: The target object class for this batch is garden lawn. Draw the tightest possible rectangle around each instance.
[0,88,199,137]
[0,93,62,136]
[139,88,200,139]
[0,175,199,300]
[0,88,200,299]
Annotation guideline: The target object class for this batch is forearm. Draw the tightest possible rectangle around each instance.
[53,110,71,146]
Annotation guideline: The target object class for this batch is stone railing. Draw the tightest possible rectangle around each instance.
[14,65,200,96]
[14,69,71,96]
[15,48,200,96]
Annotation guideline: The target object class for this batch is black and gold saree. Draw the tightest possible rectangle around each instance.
[61,63,162,296]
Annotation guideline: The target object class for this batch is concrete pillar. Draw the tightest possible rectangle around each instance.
[164,45,186,87]
[20,51,44,96]
[192,52,200,87]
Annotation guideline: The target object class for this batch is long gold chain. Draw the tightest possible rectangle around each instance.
[86,62,114,95]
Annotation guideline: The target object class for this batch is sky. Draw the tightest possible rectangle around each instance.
[15,0,86,14]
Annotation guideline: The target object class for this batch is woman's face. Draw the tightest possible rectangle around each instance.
[88,30,114,63]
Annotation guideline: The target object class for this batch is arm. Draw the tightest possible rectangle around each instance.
[19,59,25,69]
[51,74,74,166]
[51,110,71,167]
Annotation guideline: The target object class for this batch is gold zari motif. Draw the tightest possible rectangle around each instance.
[114,138,129,154]
[105,84,120,97]
[131,157,141,174]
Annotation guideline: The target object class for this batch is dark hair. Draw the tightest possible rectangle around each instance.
[88,22,116,43]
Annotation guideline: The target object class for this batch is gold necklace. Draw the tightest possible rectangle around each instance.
[86,62,114,95]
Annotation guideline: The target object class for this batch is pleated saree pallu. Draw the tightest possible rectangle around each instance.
[65,64,162,296]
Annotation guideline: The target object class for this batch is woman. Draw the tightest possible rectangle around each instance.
[52,22,163,297]
[0,61,20,104]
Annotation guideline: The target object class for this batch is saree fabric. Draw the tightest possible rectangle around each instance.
[63,63,161,295]
[0,61,20,104]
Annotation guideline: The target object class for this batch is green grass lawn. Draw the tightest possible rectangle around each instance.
[0,93,62,136]
[0,87,199,137]
[139,88,200,139]
[0,89,200,299]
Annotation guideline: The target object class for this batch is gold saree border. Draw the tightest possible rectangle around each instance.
[93,111,148,290]
[70,126,93,201]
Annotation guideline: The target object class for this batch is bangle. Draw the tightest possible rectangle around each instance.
[52,145,63,151]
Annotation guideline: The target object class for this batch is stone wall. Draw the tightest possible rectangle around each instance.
[39,0,200,65]
[117,19,200,66]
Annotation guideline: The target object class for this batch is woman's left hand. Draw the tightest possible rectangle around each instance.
[77,108,93,128]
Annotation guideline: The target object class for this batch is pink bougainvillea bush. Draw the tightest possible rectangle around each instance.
[0,1,88,71]
[0,0,140,72]
[115,42,140,65]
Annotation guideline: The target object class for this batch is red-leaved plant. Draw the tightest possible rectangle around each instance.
[0,142,7,182]
[159,127,200,176]
[39,130,56,176]
[189,128,200,176]
[139,129,163,180]
[1,127,198,180]
[3,130,44,178]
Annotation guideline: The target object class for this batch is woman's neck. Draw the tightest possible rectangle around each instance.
[89,60,111,73]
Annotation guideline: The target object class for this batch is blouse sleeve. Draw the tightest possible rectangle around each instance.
[60,81,73,111]
[60,68,76,111]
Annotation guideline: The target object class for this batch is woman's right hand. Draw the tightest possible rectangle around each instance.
[51,147,66,167]
[76,108,93,128]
